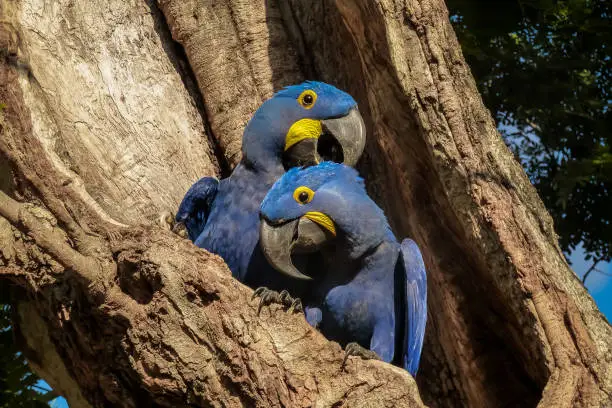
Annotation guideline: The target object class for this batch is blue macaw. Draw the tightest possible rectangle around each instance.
[175,82,366,284]
[258,162,427,376]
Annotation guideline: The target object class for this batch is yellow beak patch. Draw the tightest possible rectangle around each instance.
[304,212,336,236]
[284,119,322,151]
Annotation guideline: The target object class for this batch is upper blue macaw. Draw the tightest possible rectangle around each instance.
[175,82,366,284]
[259,162,427,376]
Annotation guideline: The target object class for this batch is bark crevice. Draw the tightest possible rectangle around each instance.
[146,0,228,177]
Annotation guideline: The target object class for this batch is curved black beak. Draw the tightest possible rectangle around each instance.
[283,107,366,168]
[320,107,365,167]
[259,217,334,280]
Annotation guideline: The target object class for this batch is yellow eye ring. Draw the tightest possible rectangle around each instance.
[298,90,317,109]
[293,186,315,204]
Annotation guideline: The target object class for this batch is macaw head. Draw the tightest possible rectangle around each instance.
[259,162,388,280]
[242,81,366,171]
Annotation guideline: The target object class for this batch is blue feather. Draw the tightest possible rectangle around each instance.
[399,239,428,376]
[175,177,218,241]
[261,162,428,376]
[176,82,359,284]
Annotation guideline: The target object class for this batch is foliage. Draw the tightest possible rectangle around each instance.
[0,303,57,407]
[447,0,611,262]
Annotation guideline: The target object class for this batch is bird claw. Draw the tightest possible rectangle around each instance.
[158,211,174,230]
[278,290,303,313]
[287,297,303,314]
[255,287,283,315]
[157,211,188,238]
[342,342,382,369]
[252,287,303,315]
[171,221,188,239]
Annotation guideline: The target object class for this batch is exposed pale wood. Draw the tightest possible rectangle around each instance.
[1,0,217,226]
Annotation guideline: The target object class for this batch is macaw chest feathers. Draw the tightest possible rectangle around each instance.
[321,285,390,346]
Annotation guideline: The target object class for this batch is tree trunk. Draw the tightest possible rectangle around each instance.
[0,0,609,407]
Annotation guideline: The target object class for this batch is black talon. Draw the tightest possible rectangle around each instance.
[252,287,304,315]
[279,290,291,304]
[172,221,188,238]
[342,344,354,367]
[252,287,282,315]
[342,342,382,369]
[278,290,303,313]
[258,291,279,315]
[159,211,188,238]
[251,286,267,301]
[288,298,303,314]
[257,293,270,315]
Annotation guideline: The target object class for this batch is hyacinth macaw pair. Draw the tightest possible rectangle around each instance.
[175,81,427,375]
[175,82,365,284]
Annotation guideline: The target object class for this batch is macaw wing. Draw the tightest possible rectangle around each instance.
[175,177,219,242]
[399,238,428,376]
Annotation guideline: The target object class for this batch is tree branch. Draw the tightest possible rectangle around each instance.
[582,257,604,285]
[7,224,426,407]
[0,190,101,283]
[1,188,426,406]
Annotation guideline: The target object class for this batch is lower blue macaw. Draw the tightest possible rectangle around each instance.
[258,162,427,376]
[174,82,366,284]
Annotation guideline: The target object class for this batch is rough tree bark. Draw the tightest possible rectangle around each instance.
[0,0,609,407]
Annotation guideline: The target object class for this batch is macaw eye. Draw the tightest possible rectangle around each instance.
[303,94,313,105]
[293,186,314,204]
[298,90,317,109]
